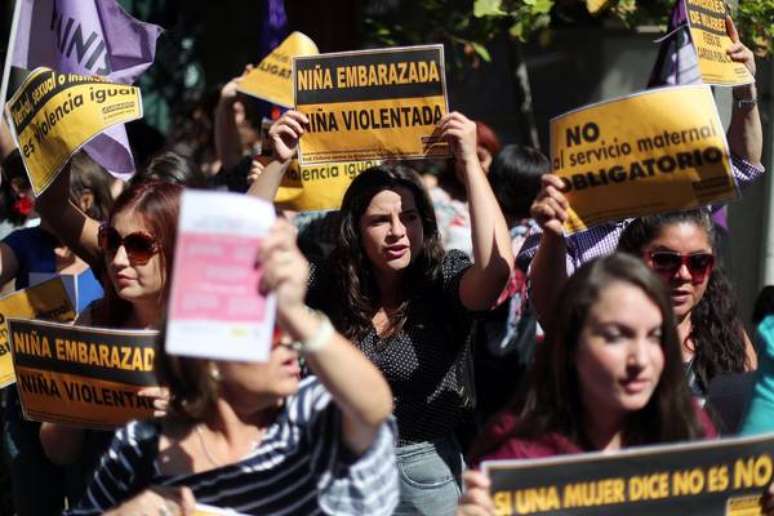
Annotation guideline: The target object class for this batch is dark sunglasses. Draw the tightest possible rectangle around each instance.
[646,251,715,282]
[98,224,160,266]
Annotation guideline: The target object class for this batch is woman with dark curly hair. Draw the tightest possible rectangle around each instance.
[252,109,514,514]
[616,210,756,398]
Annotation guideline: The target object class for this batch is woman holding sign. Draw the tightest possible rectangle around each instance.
[69,219,398,515]
[34,178,181,505]
[253,110,514,513]
[459,253,717,515]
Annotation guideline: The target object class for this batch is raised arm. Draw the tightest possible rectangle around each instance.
[725,17,762,168]
[215,65,254,173]
[35,166,102,268]
[258,219,393,455]
[441,112,513,311]
[528,174,570,329]
[246,110,308,201]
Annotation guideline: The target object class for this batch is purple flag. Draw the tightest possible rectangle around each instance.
[647,1,702,88]
[256,0,289,120]
[11,0,162,178]
[260,0,289,53]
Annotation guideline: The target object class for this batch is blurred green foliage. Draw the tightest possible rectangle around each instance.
[363,0,772,69]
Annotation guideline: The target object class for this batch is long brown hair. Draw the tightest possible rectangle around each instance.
[93,181,182,327]
[330,164,445,340]
[471,253,704,458]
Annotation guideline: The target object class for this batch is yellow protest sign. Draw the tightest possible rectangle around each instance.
[238,31,319,108]
[0,278,76,388]
[294,45,450,165]
[5,67,143,196]
[9,319,158,429]
[550,85,735,234]
[684,0,753,86]
[275,159,381,211]
[483,433,774,515]
[587,0,610,14]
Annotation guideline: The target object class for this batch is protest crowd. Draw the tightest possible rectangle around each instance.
[0,1,773,515]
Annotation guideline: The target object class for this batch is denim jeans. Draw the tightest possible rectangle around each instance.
[393,436,464,516]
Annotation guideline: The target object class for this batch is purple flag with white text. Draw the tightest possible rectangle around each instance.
[10,0,162,177]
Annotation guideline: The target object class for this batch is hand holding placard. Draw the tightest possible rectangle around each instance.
[269,110,308,162]
[725,17,756,79]
[458,470,496,516]
[530,175,569,238]
[439,112,479,171]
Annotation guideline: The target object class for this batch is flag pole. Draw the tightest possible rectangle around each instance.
[1,0,23,117]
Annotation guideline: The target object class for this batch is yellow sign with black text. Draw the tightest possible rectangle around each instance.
[9,319,158,429]
[238,31,319,107]
[587,0,610,14]
[483,433,774,515]
[275,159,381,211]
[550,85,735,234]
[4,67,143,196]
[0,278,76,389]
[684,0,753,86]
[294,45,450,164]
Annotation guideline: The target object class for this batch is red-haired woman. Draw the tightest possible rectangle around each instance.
[33,173,182,504]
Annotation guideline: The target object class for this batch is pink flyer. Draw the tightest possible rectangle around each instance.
[166,191,276,362]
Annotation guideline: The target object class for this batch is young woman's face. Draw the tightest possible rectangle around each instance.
[216,343,300,414]
[642,222,713,321]
[105,209,164,304]
[359,187,424,281]
[576,281,665,420]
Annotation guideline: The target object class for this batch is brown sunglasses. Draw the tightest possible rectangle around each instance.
[98,224,160,266]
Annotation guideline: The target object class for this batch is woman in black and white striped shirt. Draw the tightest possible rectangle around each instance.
[68,219,398,515]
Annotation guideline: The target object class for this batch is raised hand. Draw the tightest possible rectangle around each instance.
[268,110,309,162]
[530,174,569,237]
[725,16,756,79]
[439,111,479,171]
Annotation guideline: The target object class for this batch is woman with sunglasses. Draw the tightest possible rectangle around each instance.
[617,210,755,400]
[67,219,397,515]
[34,177,182,506]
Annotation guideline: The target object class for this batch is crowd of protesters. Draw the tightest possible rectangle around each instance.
[0,15,772,516]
